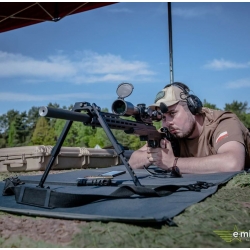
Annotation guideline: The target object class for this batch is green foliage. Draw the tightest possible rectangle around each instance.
[0,109,19,136]
[224,100,248,113]
[153,121,162,130]
[0,134,6,148]
[47,102,60,109]
[0,113,12,147]
[88,128,106,148]
[27,106,40,131]
[31,117,56,145]
[7,121,17,147]
[0,99,249,149]
[0,114,8,133]
[54,119,89,147]
[6,109,20,124]
[6,111,29,147]
[47,103,61,128]
[15,112,29,146]
[203,99,220,110]
[224,100,250,128]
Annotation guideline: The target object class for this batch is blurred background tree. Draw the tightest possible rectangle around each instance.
[0,100,249,149]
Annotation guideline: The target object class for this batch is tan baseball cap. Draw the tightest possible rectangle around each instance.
[149,84,188,109]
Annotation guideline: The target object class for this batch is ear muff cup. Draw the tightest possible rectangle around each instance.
[186,94,203,115]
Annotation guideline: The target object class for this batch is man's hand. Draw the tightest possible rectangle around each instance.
[147,138,175,170]
[128,144,151,169]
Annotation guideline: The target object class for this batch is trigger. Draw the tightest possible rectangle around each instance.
[148,140,158,148]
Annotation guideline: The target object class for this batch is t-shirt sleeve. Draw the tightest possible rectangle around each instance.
[212,117,245,152]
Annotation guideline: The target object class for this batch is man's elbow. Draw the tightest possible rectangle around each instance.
[226,155,244,172]
[217,141,245,172]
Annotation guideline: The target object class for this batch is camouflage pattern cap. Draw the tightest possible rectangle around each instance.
[149,85,188,109]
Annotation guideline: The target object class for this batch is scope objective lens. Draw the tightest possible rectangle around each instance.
[112,100,126,115]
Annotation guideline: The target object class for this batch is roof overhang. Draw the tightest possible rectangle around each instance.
[0,2,116,33]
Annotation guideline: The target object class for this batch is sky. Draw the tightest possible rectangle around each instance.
[0,1,250,116]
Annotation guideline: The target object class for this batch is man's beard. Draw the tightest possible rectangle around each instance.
[171,116,196,139]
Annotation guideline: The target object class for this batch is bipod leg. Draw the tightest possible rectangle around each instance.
[91,104,142,187]
[38,105,79,188]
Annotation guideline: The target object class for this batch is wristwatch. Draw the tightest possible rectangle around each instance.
[171,157,182,177]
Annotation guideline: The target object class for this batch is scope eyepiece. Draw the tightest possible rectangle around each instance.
[147,109,163,121]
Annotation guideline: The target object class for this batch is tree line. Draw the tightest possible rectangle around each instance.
[0,100,249,150]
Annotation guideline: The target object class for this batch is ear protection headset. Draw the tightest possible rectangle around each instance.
[164,82,203,115]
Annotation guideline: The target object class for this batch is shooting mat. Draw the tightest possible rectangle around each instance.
[0,166,241,225]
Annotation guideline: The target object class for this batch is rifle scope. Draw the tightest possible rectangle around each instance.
[112,99,138,116]
[112,99,162,122]
[112,82,162,122]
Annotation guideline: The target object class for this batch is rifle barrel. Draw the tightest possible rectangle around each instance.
[39,106,91,123]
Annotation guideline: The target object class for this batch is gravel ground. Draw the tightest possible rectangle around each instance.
[0,170,249,247]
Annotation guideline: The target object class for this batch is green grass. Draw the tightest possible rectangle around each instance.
[0,171,249,247]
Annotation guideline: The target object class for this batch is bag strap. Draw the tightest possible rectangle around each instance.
[3,177,215,209]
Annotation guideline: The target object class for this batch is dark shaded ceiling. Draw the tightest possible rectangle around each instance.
[0,2,116,33]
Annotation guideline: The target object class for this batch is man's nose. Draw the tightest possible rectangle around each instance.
[163,120,173,128]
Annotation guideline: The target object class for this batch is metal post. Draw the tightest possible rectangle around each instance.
[168,2,174,83]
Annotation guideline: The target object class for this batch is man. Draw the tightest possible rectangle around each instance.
[129,82,250,174]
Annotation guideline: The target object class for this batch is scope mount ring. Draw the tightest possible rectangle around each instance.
[116,83,134,99]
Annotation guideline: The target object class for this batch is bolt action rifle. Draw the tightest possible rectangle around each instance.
[38,83,180,188]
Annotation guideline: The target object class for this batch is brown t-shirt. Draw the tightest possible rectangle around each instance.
[178,108,250,168]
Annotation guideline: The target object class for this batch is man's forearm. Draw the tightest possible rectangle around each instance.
[176,152,243,174]
[147,140,245,174]
[130,140,245,173]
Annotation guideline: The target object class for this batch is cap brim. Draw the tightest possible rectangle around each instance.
[149,100,179,109]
